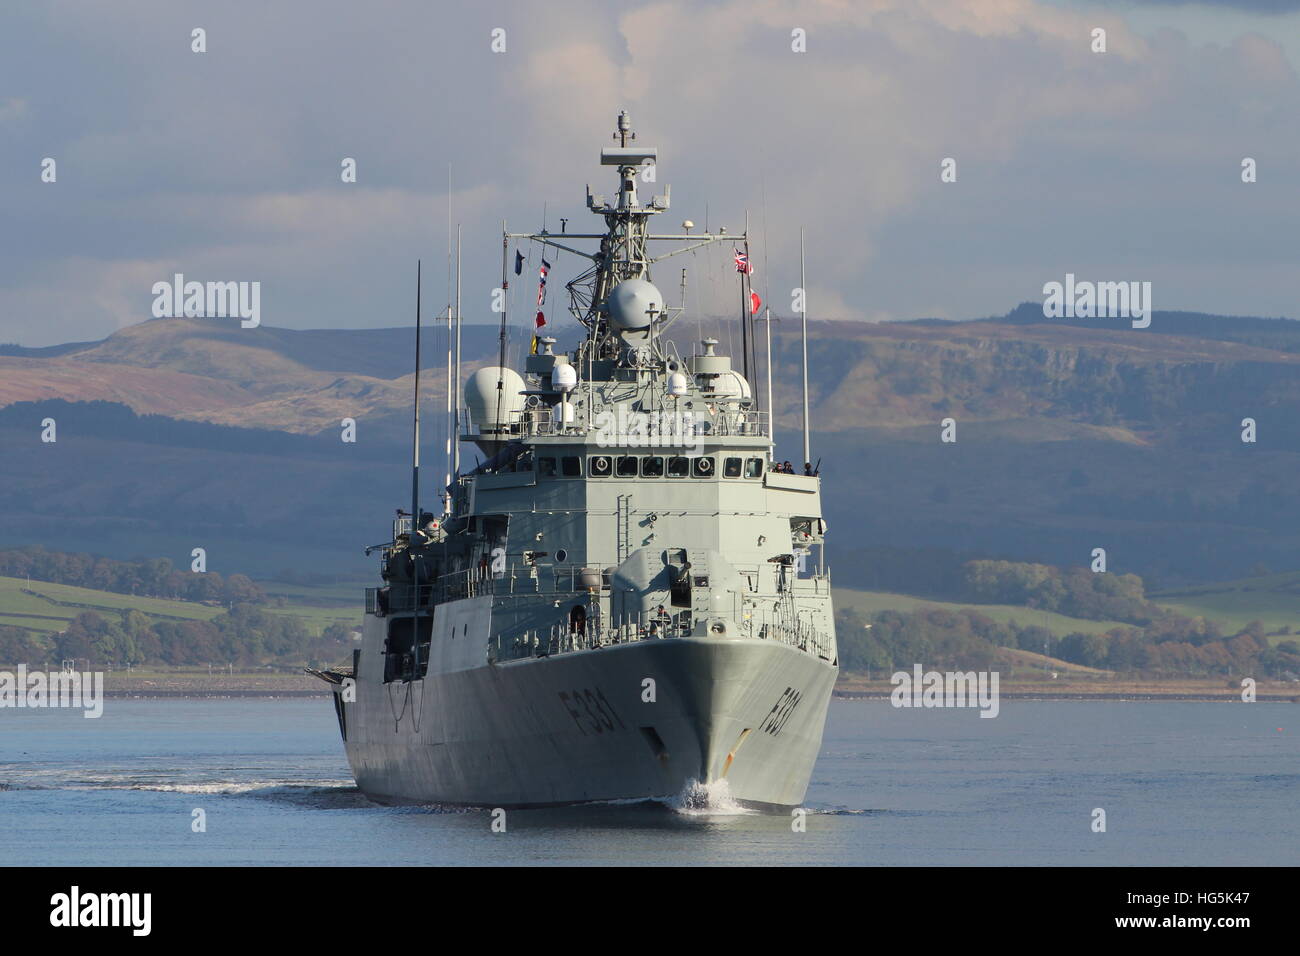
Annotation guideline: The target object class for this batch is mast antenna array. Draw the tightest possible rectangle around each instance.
[504,111,742,370]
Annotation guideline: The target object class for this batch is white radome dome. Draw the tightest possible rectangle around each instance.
[465,366,526,432]
[708,369,751,401]
[606,278,663,331]
[551,362,577,393]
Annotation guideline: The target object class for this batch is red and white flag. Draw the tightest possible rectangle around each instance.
[750,291,761,315]
[537,258,551,307]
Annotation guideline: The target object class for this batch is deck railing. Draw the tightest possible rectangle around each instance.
[490,610,690,663]
[370,564,600,614]
[461,406,770,440]
[367,571,835,665]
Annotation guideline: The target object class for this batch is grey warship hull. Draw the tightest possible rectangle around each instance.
[335,601,836,808]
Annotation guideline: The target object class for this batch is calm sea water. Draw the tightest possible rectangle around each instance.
[1,698,1295,866]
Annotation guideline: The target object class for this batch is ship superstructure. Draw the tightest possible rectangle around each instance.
[318,113,838,809]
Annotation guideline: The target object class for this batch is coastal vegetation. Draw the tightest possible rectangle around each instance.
[834,558,1300,679]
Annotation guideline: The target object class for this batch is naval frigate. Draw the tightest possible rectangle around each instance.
[315,112,838,809]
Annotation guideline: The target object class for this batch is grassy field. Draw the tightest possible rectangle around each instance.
[264,603,361,634]
[1151,571,1300,639]
[0,575,224,634]
[260,578,366,635]
[0,575,360,637]
[836,573,1300,646]
[833,587,1127,636]
[259,578,366,605]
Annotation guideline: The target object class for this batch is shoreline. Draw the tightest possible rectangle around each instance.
[833,690,1300,702]
[834,676,1300,703]
[83,673,1300,702]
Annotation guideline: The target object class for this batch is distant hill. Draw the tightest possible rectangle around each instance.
[0,317,518,443]
[1,309,1298,586]
[996,302,1300,352]
[765,309,1300,444]
[5,310,1298,443]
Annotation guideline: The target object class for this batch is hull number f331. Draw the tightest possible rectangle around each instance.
[761,686,802,736]
[559,688,626,735]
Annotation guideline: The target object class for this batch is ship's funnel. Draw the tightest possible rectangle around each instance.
[606,278,662,332]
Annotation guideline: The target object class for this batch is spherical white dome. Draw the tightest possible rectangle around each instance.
[465,366,526,432]
[709,369,751,401]
[606,278,663,331]
[551,362,577,393]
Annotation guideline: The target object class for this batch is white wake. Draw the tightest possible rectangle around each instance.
[667,777,755,815]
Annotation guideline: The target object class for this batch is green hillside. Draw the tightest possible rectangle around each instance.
[0,576,222,633]
[1151,571,1300,637]
[832,587,1126,636]
[0,575,359,638]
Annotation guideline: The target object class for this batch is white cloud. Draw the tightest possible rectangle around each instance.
[2,0,1299,345]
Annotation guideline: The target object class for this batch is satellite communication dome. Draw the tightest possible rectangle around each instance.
[606,278,663,331]
[465,366,526,433]
[666,371,688,396]
[708,369,751,401]
[551,361,577,393]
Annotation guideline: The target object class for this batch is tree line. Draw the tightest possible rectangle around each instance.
[836,604,1300,679]
[0,546,266,605]
[0,606,353,669]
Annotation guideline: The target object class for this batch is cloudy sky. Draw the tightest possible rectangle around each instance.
[2,0,1298,346]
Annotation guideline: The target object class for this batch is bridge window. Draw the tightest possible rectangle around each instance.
[616,455,638,477]
[642,455,664,477]
[723,457,742,478]
[589,455,612,477]
[561,456,582,477]
[537,457,556,477]
[692,456,715,478]
[667,456,689,478]
[745,458,763,478]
